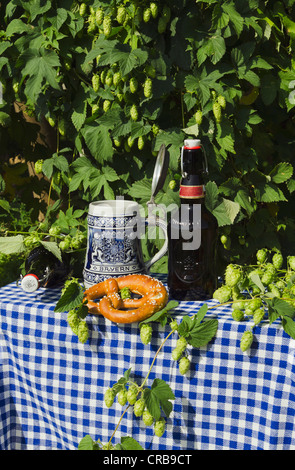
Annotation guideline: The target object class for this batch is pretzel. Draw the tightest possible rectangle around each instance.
[84,274,168,324]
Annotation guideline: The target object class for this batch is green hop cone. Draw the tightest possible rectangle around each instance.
[113,71,121,87]
[276,280,285,290]
[213,101,222,122]
[143,7,151,22]
[117,388,128,406]
[261,271,273,286]
[103,16,112,37]
[127,385,138,405]
[248,297,262,311]
[129,77,138,93]
[217,95,226,109]
[67,309,80,335]
[256,248,268,264]
[225,264,242,287]
[116,6,126,24]
[176,336,187,354]
[170,319,178,331]
[178,356,190,375]
[103,100,111,113]
[288,256,295,271]
[34,159,43,174]
[130,104,138,121]
[232,300,245,311]
[162,5,171,22]
[104,388,115,408]
[168,179,176,190]
[253,308,265,325]
[150,2,158,18]
[120,287,131,300]
[154,417,166,437]
[133,398,145,417]
[140,323,153,345]
[194,110,203,125]
[142,408,154,426]
[79,2,87,16]
[272,252,283,270]
[213,285,232,304]
[172,347,182,361]
[143,77,153,98]
[240,330,253,352]
[137,136,145,150]
[95,8,104,25]
[158,16,167,33]
[231,309,245,322]
[77,321,89,344]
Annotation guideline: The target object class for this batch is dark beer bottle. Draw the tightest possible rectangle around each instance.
[167,139,218,301]
[20,245,71,292]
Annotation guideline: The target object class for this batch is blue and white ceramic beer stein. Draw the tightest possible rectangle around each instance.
[83,198,168,288]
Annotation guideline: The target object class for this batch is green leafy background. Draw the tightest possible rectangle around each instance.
[0,0,295,281]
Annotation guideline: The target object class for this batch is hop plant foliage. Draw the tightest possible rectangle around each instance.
[213,248,295,351]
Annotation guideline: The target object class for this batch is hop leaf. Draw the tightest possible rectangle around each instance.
[158,16,167,33]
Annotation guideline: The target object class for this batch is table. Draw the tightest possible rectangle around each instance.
[1,276,295,450]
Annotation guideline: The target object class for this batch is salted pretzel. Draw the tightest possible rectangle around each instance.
[84,274,168,324]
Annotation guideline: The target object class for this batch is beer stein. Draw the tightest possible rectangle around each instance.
[83,198,168,288]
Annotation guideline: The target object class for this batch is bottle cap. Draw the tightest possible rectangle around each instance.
[184,139,201,149]
[21,274,40,293]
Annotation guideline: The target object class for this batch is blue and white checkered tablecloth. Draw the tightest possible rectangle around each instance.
[1,275,295,450]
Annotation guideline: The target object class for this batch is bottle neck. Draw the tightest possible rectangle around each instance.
[180,145,206,201]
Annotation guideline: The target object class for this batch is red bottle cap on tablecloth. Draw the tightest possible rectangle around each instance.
[21,274,40,292]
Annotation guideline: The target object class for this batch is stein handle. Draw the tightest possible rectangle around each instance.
[144,210,168,271]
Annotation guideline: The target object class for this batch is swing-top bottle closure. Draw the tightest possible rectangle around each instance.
[179,139,208,199]
[21,274,40,293]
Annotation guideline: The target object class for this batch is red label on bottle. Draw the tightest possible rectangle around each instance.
[179,185,204,199]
